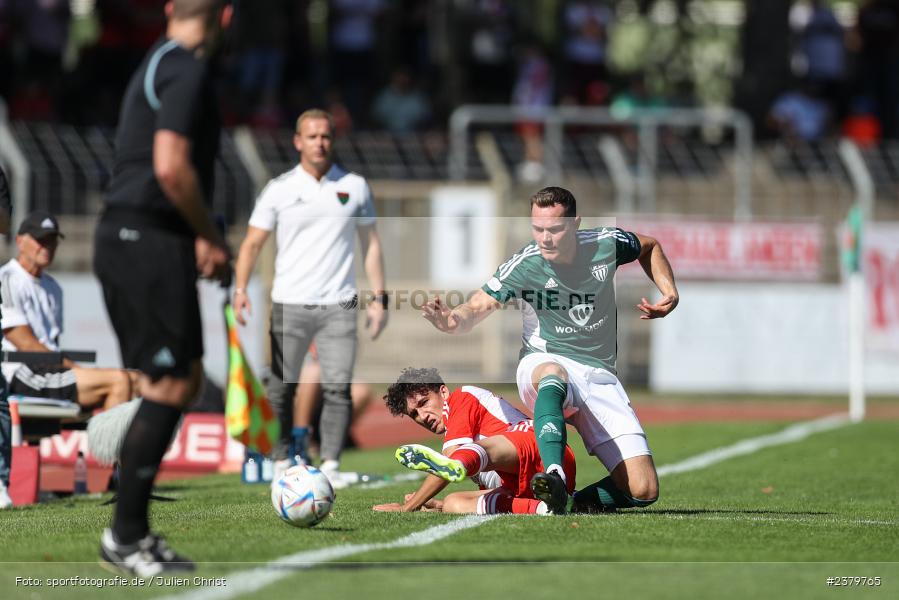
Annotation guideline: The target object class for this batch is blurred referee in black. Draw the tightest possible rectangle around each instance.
[0,164,12,510]
[94,0,233,575]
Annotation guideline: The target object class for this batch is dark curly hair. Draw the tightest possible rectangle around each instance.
[530,186,577,217]
[383,367,445,416]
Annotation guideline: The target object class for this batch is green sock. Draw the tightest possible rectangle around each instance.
[573,476,657,510]
[533,375,568,475]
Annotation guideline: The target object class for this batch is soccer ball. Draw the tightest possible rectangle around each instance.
[271,465,335,527]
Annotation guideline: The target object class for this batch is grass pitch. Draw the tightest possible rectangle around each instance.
[1,418,896,600]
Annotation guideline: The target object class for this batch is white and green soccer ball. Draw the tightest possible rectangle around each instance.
[271,465,335,527]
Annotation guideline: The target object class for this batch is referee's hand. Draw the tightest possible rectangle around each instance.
[195,237,232,283]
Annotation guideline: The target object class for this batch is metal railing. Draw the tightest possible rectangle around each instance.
[449,104,755,220]
[0,100,31,233]
[4,109,899,224]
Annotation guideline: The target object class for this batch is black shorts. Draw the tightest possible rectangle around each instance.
[9,365,78,402]
[93,218,203,380]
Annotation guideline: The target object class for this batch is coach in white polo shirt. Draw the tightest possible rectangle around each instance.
[233,109,387,481]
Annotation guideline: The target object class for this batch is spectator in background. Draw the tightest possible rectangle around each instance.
[324,87,354,135]
[842,96,882,147]
[329,0,386,126]
[372,67,431,133]
[610,74,668,120]
[853,0,899,138]
[394,0,431,81]
[463,0,515,104]
[0,1,14,102]
[59,0,165,125]
[791,0,847,119]
[279,2,315,122]
[511,43,553,183]
[768,81,831,143]
[562,0,612,104]
[16,0,69,75]
[231,0,289,128]
[0,164,12,509]
[10,0,69,117]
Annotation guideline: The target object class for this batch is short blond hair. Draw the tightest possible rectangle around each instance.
[295,109,335,134]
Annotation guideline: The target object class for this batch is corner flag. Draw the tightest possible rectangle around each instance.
[224,304,279,454]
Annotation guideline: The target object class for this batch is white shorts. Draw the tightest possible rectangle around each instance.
[592,433,652,472]
[516,352,650,471]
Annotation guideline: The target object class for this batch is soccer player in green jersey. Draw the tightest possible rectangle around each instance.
[423,186,679,514]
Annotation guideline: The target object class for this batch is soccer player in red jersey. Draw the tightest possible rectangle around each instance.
[372,367,575,515]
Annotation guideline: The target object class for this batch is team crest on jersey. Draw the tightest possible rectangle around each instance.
[336,191,350,205]
[569,303,594,326]
[591,263,609,282]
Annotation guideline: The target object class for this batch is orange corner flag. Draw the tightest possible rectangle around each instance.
[224,304,279,454]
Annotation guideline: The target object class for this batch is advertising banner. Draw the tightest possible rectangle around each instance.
[865,224,899,353]
[616,219,823,280]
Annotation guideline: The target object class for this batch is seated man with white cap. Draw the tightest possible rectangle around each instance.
[0,211,138,411]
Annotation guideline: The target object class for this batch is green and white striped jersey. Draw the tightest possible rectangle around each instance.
[482,227,642,373]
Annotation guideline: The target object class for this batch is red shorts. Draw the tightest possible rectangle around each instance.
[497,428,576,498]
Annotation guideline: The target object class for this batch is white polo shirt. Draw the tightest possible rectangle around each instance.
[248,163,376,305]
[0,258,63,382]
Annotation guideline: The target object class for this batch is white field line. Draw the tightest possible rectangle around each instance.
[163,515,497,600]
[656,413,851,478]
[648,514,896,527]
[165,413,852,600]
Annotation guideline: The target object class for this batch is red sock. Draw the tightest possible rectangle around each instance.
[511,498,544,514]
[449,447,482,475]
[478,492,545,514]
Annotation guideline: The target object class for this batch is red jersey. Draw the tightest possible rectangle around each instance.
[441,386,530,451]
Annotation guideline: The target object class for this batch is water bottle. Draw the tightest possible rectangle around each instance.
[261,457,274,482]
[243,456,259,483]
[73,452,88,495]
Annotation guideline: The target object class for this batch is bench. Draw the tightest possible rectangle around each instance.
[4,350,97,442]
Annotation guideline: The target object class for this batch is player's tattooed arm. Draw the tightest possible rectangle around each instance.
[635,233,679,319]
[423,290,501,334]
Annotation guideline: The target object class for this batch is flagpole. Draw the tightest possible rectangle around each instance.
[839,140,872,423]
[848,268,865,423]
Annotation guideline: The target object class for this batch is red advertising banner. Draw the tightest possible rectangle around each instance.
[39,413,245,473]
[615,219,823,280]
[865,224,899,352]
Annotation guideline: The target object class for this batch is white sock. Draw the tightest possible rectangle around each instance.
[320,459,340,473]
[476,491,503,515]
[456,443,489,474]
[546,463,566,484]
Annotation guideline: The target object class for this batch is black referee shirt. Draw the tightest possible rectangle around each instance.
[106,37,220,236]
